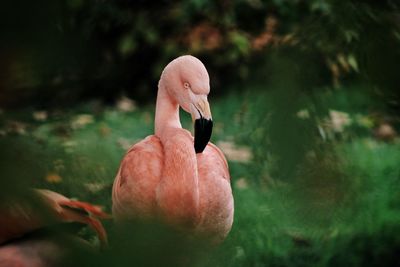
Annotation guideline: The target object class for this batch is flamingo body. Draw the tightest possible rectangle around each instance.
[0,189,109,266]
[112,56,234,242]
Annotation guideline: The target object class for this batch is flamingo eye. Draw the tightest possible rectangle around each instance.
[183,82,190,89]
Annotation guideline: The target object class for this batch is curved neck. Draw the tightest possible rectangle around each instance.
[154,82,181,138]
[154,80,199,226]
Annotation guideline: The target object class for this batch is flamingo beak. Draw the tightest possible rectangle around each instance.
[190,100,213,153]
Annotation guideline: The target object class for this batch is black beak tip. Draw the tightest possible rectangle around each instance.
[194,118,213,154]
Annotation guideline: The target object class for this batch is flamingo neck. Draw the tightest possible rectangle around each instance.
[154,83,181,138]
[154,79,199,226]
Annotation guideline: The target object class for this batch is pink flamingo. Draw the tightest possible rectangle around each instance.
[112,55,234,243]
[0,189,109,266]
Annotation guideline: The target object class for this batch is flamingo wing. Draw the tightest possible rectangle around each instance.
[0,194,43,245]
[195,142,233,242]
[204,142,230,180]
[0,189,109,246]
[112,135,163,220]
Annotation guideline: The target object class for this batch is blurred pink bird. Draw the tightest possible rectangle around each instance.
[112,55,234,243]
[0,189,109,267]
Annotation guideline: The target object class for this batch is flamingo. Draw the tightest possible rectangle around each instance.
[0,189,109,267]
[112,55,234,243]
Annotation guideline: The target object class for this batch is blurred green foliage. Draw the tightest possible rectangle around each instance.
[1,0,399,111]
[0,88,399,266]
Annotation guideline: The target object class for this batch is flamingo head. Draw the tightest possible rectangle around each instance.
[161,55,213,153]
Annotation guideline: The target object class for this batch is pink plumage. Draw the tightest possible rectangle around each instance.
[0,189,109,266]
[112,55,234,243]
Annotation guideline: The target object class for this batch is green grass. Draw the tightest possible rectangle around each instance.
[0,87,399,266]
